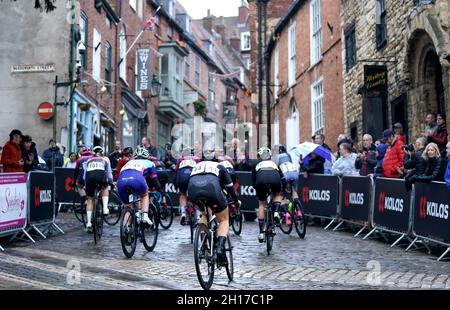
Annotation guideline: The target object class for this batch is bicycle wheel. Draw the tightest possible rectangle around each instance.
[190,215,196,244]
[265,208,274,255]
[103,190,122,226]
[159,193,174,229]
[93,196,104,244]
[194,223,214,290]
[120,208,137,258]
[73,193,85,225]
[279,209,293,235]
[225,235,234,281]
[230,207,243,236]
[294,201,307,239]
[142,203,159,252]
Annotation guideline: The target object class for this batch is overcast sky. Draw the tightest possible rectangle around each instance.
[177,0,243,19]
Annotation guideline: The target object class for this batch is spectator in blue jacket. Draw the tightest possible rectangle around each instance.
[445,142,450,190]
[42,139,64,170]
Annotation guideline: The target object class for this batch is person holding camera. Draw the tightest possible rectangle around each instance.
[355,134,377,176]
[403,137,427,177]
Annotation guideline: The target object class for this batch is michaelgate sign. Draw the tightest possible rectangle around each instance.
[11,64,55,73]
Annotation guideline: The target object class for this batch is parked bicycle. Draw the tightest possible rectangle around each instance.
[279,180,307,239]
[193,198,233,290]
[149,190,174,230]
[119,188,159,258]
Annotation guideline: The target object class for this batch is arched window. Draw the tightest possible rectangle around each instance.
[119,28,127,81]
[286,100,300,150]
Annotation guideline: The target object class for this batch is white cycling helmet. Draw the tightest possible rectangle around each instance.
[93,146,104,154]
[257,147,272,160]
[134,147,149,159]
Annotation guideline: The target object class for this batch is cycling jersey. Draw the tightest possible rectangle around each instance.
[83,157,113,197]
[175,156,200,193]
[252,159,284,201]
[219,159,236,184]
[74,155,93,186]
[277,152,292,166]
[121,159,158,179]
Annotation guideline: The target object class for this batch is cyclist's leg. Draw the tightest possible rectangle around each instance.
[101,185,110,215]
[179,192,188,223]
[256,186,267,242]
[84,173,97,229]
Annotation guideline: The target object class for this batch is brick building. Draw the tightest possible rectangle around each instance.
[341,0,450,144]
[266,0,344,151]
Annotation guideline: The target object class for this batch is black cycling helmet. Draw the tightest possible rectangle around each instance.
[278,144,287,154]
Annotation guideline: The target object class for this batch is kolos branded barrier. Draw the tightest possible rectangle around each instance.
[297,174,339,219]
[412,181,450,261]
[54,168,78,205]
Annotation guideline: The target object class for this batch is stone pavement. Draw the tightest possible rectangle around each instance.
[1,212,450,290]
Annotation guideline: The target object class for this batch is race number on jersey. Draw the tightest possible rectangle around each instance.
[280,162,296,174]
[122,160,145,172]
[255,160,279,172]
[86,160,105,172]
[191,161,220,177]
[179,159,197,169]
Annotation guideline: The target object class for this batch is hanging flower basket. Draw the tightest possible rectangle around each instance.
[78,102,91,111]
[193,100,207,116]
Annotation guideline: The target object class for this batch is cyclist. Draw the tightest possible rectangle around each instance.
[188,148,239,264]
[117,147,161,226]
[175,147,201,225]
[114,147,133,181]
[252,146,284,243]
[83,146,113,231]
[73,146,93,210]
[275,144,299,224]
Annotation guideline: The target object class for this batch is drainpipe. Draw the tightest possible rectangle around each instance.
[69,0,76,152]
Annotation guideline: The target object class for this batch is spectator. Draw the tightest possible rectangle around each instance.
[374,142,388,177]
[405,143,447,191]
[355,134,377,176]
[64,152,78,168]
[108,140,122,169]
[20,135,39,173]
[403,137,427,176]
[42,139,64,170]
[141,136,159,162]
[1,129,24,172]
[331,143,358,176]
[393,122,406,145]
[161,143,177,170]
[428,114,447,157]
[382,129,405,178]
[444,142,450,190]
[114,147,133,181]
[421,113,438,142]
[312,134,332,151]
[300,152,325,178]
[336,134,353,159]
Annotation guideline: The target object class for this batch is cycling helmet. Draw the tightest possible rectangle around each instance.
[257,147,272,160]
[79,146,91,156]
[121,147,133,156]
[93,146,104,154]
[278,144,287,154]
[134,147,149,159]
[181,147,192,157]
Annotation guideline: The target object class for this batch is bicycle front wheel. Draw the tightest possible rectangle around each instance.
[194,224,214,290]
[120,208,137,258]
[159,193,174,229]
[294,202,307,239]
[104,190,122,226]
[142,203,159,252]
[93,197,104,244]
[225,235,234,281]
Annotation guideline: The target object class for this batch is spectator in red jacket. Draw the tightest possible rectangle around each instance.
[382,129,405,178]
[1,129,24,173]
[428,114,447,157]
[393,122,406,145]
[113,147,133,181]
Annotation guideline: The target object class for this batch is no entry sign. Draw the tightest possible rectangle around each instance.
[38,102,54,120]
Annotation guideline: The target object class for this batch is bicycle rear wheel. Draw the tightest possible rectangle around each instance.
[142,203,159,252]
[230,207,243,236]
[93,196,104,244]
[225,235,234,281]
[194,223,214,290]
[73,193,85,225]
[294,202,307,239]
[159,193,174,229]
[279,209,293,234]
[120,208,137,258]
[265,207,274,255]
[103,190,122,226]
[190,215,196,244]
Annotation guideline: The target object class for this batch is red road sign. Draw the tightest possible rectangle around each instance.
[38,102,54,120]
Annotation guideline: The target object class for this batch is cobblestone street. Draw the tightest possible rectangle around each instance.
[1,212,450,290]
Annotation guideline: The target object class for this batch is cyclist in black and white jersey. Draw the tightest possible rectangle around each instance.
[83,146,113,231]
[188,148,239,264]
[252,147,285,243]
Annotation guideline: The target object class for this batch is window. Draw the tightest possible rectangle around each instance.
[119,29,127,82]
[168,0,174,17]
[274,42,279,99]
[288,22,296,86]
[208,75,215,107]
[129,0,136,11]
[79,11,88,69]
[160,52,184,104]
[161,54,169,96]
[241,32,251,51]
[310,0,322,65]
[244,58,250,70]
[376,0,387,48]
[168,26,173,39]
[185,54,190,81]
[174,55,183,103]
[92,28,101,81]
[345,22,356,71]
[311,79,324,135]
[195,55,201,87]
[105,42,111,92]
[137,0,144,20]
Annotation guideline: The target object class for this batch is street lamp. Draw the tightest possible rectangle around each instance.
[150,74,162,97]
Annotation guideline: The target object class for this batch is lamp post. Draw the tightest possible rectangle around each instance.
[150,74,162,97]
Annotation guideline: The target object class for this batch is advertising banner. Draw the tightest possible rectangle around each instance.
[0,173,27,232]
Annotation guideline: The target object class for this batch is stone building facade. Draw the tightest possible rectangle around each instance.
[341,0,450,144]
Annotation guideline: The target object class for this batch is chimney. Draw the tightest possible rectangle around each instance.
[215,24,227,42]
[207,9,210,16]
[238,4,248,24]
[203,14,214,33]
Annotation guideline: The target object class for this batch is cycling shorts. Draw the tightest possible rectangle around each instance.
[175,168,192,193]
[85,170,108,197]
[117,170,148,204]
[188,174,227,213]
[254,170,282,201]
